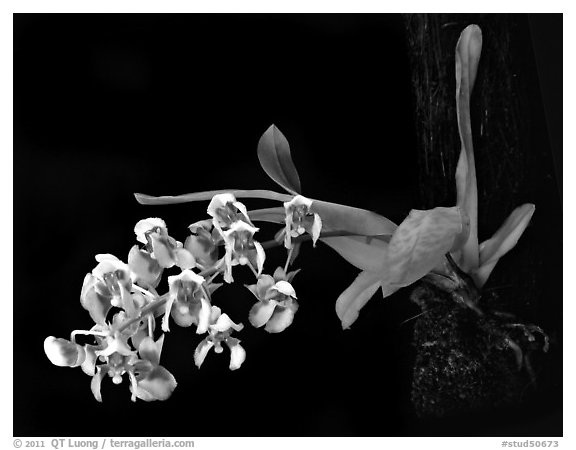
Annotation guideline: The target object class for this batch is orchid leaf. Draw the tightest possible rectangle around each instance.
[248,204,396,237]
[335,270,381,329]
[248,207,286,223]
[321,234,392,272]
[134,189,292,206]
[454,24,482,272]
[311,200,397,236]
[474,203,535,287]
[248,204,395,270]
[257,124,302,195]
[385,207,468,288]
[312,201,395,272]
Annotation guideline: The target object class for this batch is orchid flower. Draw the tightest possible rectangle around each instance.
[91,334,177,403]
[183,220,220,270]
[194,306,246,370]
[335,25,535,329]
[162,269,211,333]
[283,195,322,249]
[221,220,266,283]
[45,307,177,403]
[207,193,252,234]
[82,254,136,318]
[133,217,195,270]
[246,266,300,333]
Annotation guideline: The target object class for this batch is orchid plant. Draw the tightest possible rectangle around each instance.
[44,25,545,402]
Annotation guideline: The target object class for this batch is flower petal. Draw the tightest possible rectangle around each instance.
[273,266,287,281]
[311,213,322,247]
[270,280,297,298]
[162,296,176,332]
[44,336,86,367]
[211,313,244,333]
[150,234,176,269]
[233,201,253,225]
[128,245,163,288]
[134,218,167,244]
[81,344,98,376]
[195,298,212,334]
[194,338,214,368]
[207,193,237,219]
[264,302,298,333]
[184,234,217,268]
[174,248,196,270]
[254,241,266,276]
[226,337,246,370]
[138,334,165,366]
[248,300,278,328]
[90,366,106,402]
[133,365,177,401]
[92,255,129,281]
[254,274,275,299]
[80,274,112,325]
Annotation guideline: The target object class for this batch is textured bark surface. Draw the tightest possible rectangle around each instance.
[403,13,561,420]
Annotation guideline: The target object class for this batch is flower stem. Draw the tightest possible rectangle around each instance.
[284,246,294,273]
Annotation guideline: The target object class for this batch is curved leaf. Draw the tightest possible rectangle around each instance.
[248,204,395,271]
[335,270,381,329]
[474,203,535,287]
[385,207,467,288]
[311,200,397,236]
[257,124,301,195]
[321,234,392,272]
[134,189,292,206]
[454,24,482,272]
[248,207,286,223]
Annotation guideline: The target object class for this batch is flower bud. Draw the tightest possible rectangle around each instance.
[44,336,86,368]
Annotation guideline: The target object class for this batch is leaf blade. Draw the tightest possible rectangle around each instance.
[474,203,535,287]
[335,270,381,329]
[385,207,467,288]
[321,234,392,272]
[134,189,293,205]
[454,24,482,272]
[257,124,302,195]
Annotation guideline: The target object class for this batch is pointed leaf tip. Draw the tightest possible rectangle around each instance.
[257,124,302,195]
[335,271,381,329]
[474,203,535,287]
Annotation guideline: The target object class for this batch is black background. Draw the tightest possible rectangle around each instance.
[14,14,561,436]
